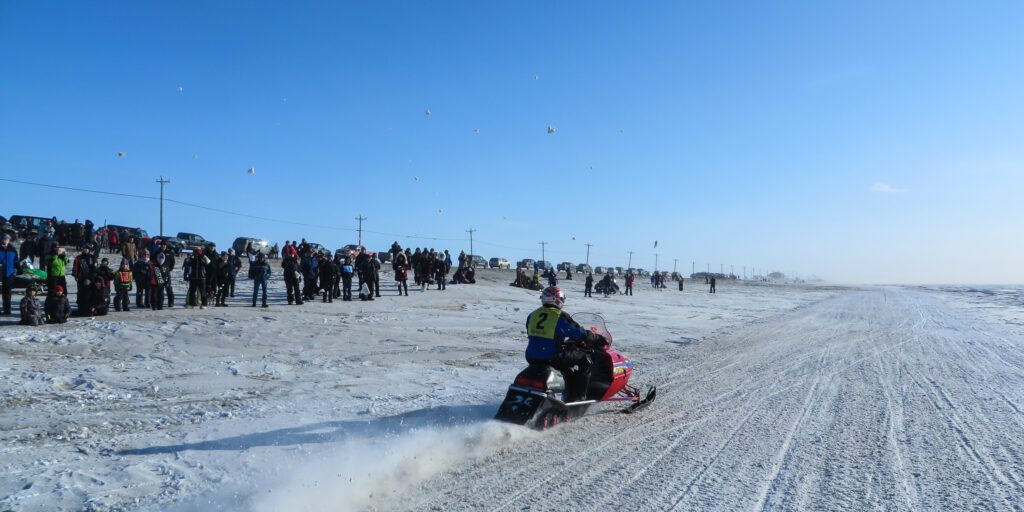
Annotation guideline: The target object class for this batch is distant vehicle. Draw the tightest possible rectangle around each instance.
[307,243,328,255]
[378,251,394,264]
[176,232,208,252]
[535,260,553,271]
[9,215,51,237]
[337,244,365,259]
[575,263,592,274]
[232,237,271,255]
[153,236,183,254]
[518,259,536,270]
[595,266,607,274]
[671,272,682,280]
[557,262,574,271]
[469,255,489,268]
[489,257,510,269]
[637,269,650,277]
[614,267,624,275]
[107,224,150,242]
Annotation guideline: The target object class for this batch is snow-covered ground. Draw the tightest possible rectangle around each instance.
[2,272,1022,511]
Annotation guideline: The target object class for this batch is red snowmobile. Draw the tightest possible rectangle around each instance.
[494,313,656,430]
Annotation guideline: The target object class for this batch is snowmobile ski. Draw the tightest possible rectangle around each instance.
[622,386,656,414]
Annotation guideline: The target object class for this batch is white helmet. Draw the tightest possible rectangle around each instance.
[540,286,565,309]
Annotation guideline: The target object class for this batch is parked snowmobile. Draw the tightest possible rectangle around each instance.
[495,313,655,429]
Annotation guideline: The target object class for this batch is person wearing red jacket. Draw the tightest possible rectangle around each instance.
[624,272,635,296]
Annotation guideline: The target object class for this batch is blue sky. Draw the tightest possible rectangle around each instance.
[1,1,1021,283]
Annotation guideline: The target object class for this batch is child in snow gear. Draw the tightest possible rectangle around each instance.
[45,285,71,324]
[114,261,133,311]
[340,257,354,301]
[20,285,44,326]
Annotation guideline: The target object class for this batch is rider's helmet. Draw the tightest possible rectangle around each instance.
[540,286,565,309]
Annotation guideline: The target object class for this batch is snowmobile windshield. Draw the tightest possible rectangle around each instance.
[571,313,612,345]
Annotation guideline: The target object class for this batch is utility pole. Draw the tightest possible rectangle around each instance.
[584,243,593,266]
[627,251,634,269]
[654,253,659,272]
[707,263,710,273]
[539,241,547,262]
[721,263,724,275]
[156,176,170,237]
[673,259,678,274]
[355,215,367,246]
[466,228,476,256]
[691,261,695,276]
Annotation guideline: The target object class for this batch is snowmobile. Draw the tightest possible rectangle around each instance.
[495,313,656,430]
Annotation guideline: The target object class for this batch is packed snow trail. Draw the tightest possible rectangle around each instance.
[387,288,1024,511]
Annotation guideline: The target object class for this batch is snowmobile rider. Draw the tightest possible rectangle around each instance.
[526,286,607,402]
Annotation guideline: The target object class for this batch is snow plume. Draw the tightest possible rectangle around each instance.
[250,421,536,512]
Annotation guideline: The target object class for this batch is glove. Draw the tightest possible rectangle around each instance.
[584,330,607,348]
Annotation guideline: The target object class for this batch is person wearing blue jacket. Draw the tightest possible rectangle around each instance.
[525,286,606,402]
[1,234,19,314]
[300,250,319,301]
[250,253,271,308]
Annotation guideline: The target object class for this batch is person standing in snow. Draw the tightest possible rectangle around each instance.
[250,253,270,308]
[709,275,716,294]
[133,250,152,309]
[393,251,410,296]
[114,261,133,311]
[0,234,18,315]
[340,256,354,301]
[185,249,209,308]
[282,252,303,305]
[584,273,594,297]
[319,254,336,303]
[624,272,634,296]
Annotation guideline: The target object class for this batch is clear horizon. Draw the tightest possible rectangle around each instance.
[2,1,1021,284]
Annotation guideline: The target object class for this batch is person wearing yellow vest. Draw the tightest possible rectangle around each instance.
[114,261,133,312]
[525,286,607,402]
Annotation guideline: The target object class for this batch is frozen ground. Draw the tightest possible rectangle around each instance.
[1,272,1022,511]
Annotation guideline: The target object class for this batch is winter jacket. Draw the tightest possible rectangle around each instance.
[281,256,299,278]
[189,253,208,281]
[250,261,271,282]
[319,261,336,287]
[45,295,70,324]
[300,256,319,280]
[46,253,69,277]
[121,241,138,262]
[36,237,56,262]
[0,244,17,278]
[132,260,151,283]
[96,265,115,289]
[20,296,44,326]
[115,270,133,290]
